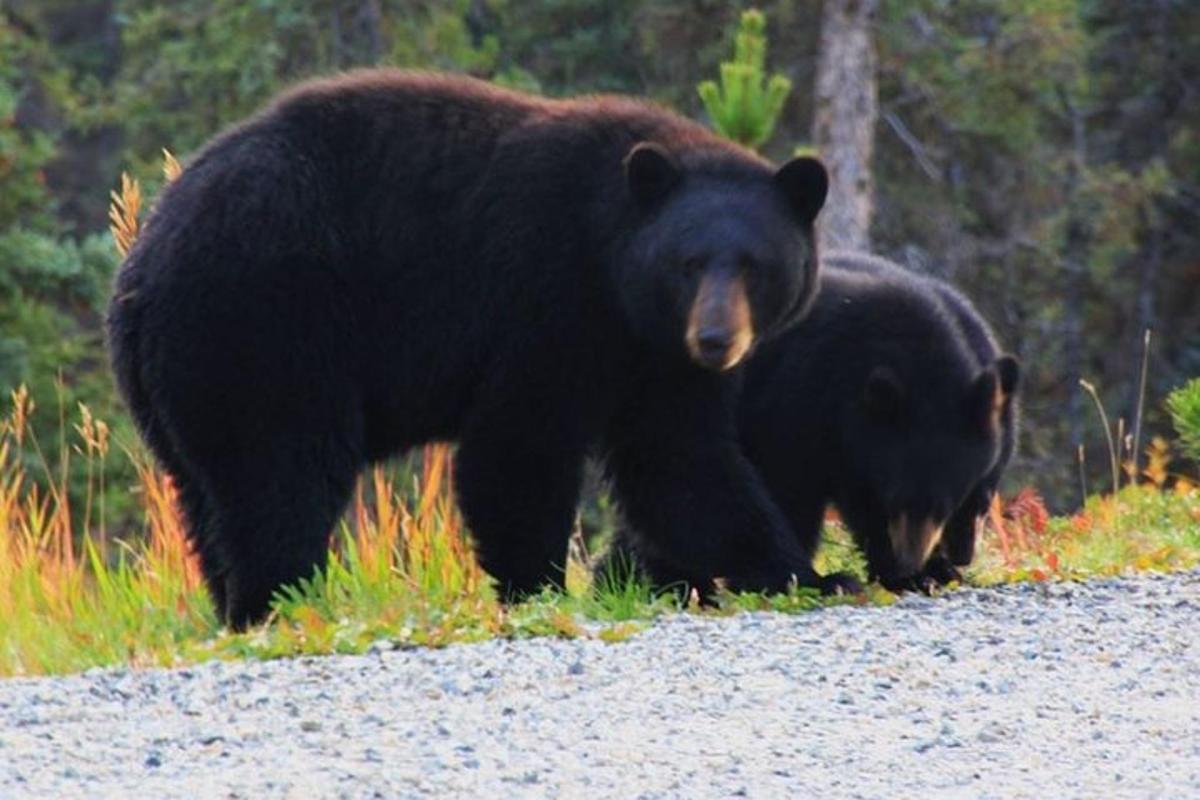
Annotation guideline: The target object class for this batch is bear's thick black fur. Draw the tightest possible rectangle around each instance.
[107,70,835,627]
[606,251,1019,593]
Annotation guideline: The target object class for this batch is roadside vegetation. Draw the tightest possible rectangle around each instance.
[2,373,1197,677]
[2,7,1198,678]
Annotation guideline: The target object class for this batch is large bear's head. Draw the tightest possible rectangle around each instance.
[618,142,828,371]
[838,351,1020,584]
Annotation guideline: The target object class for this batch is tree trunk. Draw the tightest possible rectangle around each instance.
[811,0,879,252]
[1061,94,1089,454]
[358,0,383,64]
[1125,0,1170,469]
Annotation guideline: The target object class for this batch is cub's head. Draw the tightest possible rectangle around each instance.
[841,354,1020,583]
[619,142,827,371]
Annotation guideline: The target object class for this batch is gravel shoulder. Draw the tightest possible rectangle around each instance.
[2,571,1198,799]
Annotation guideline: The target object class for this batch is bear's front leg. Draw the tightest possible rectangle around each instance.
[607,371,860,598]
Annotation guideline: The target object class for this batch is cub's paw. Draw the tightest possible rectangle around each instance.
[880,559,963,595]
[879,574,924,593]
[921,557,963,589]
[814,571,863,597]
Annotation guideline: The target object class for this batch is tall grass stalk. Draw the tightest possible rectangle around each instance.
[1078,443,1088,506]
[1079,379,1120,495]
[1130,329,1152,477]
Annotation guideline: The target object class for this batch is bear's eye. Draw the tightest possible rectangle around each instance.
[682,256,704,275]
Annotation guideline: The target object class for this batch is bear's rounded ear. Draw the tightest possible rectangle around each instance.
[774,156,829,225]
[865,366,904,423]
[624,142,681,207]
[995,355,1020,397]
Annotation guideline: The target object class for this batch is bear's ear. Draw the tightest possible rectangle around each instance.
[865,366,905,424]
[624,142,681,207]
[774,156,829,225]
[995,355,1020,397]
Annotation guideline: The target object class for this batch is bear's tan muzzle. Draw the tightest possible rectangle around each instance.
[685,272,755,371]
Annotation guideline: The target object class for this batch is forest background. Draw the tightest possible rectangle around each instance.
[2,0,1198,528]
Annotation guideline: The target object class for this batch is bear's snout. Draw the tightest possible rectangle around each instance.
[686,272,754,371]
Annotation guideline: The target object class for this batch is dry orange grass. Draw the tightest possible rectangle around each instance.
[108,172,141,258]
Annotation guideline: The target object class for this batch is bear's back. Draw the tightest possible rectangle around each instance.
[134,69,753,278]
[743,252,989,429]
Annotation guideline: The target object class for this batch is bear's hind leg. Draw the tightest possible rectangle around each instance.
[454,413,586,600]
[172,478,229,619]
[204,444,361,630]
[130,408,231,619]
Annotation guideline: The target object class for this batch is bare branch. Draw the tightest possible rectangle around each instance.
[882,110,941,181]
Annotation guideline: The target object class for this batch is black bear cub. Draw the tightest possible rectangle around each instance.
[606,251,1019,593]
[108,70,836,628]
[738,251,1020,590]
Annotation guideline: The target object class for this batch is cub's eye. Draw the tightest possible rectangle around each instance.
[682,257,704,274]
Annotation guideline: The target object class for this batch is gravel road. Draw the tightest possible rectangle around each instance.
[2,570,1197,798]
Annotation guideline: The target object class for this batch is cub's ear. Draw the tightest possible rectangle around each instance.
[995,354,1020,397]
[774,156,829,225]
[624,142,681,207]
[865,366,905,423]
[969,363,1012,433]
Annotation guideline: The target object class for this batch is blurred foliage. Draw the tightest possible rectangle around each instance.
[1167,379,1200,465]
[0,11,131,526]
[0,21,58,232]
[0,0,1197,519]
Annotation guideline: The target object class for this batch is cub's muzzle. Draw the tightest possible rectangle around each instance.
[887,515,945,578]
[686,272,754,371]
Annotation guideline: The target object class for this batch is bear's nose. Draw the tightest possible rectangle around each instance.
[696,329,730,360]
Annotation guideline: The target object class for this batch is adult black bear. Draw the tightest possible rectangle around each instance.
[107,70,837,627]
[738,251,1020,590]
[605,251,1019,593]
